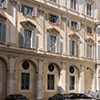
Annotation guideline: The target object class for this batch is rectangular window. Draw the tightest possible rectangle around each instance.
[87,44,92,58]
[49,14,59,23]
[21,73,30,90]
[71,21,78,30]
[20,28,36,49]
[69,76,75,90]
[87,27,92,34]
[47,74,55,90]
[0,23,6,43]
[87,3,91,16]
[70,40,77,56]
[50,35,57,52]
[71,0,76,10]
[22,5,33,16]
[24,29,32,48]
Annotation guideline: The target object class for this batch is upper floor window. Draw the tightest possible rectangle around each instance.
[87,26,92,34]
[49,14,60,24]
[21,5,37,16]
[70,39,78,56]
[71,21,80,30]
[87,44,92,58]
[70,0,76,10]
[19,21,36,49]
[87,3,91,16]
[47,28,60,53]
[69,76,75,90]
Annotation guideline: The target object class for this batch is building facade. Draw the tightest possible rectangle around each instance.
[0,0,100,100]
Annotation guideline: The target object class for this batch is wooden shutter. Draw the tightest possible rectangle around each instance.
[19,28,24,47]
[56,36,60,53]
[1,23,6,43]
[98,46,100,59]
[69,40,72,55]
[31,30,36,48]
[32,7,37,16]
[47,33,50,51]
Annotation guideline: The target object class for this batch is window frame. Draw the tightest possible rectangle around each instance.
[70,0,77,10]
[19,27,36,49]
[69,75,76,91]
[87,3,92,16]
[70,39,78,57]
[87,43,93,58]
[47,74,55,91]
[21,72,30,90]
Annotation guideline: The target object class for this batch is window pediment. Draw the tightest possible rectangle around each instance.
[85,0,94,4]
[20,20,36,30]
[85,38,94,44]
[69,33,79,40]
[47,28,59,35]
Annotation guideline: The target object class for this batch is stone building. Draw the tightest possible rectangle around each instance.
[0,0,100,100]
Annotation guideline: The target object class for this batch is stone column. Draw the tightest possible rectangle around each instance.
[7,56,15,95]
[59,63,66,94]
[36,60,44,100]
[79,65,85,93]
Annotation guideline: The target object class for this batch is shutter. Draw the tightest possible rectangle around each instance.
[57,16,61,24]
[56,36,60,53]
[77,22,81,30]
[19,28,24,47]
[98,46,100,59]
[1,23,6,43]
[69,40,72,55]
[47,33,50,51]
[96,27,100,34]
[87,44,89,57]
[31,30,36,48]
[32,7,37,16]
[23,6,27,15]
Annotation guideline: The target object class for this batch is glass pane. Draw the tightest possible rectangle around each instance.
[21,73,30,90]
[47,74,55,90]
[69,76,75,90]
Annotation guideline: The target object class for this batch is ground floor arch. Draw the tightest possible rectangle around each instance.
[42,62,60,100]
[15,59,37,100]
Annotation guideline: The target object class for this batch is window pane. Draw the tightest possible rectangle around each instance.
[49,14,59,23]
[47,74,55,90]
[50,35,57,52]
[21,73,30,90]
[24,29,31,48]
[69,76,75,90]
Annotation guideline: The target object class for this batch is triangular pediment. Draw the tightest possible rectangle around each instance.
[20,20,36,29]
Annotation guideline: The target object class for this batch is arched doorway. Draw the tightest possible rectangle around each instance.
[15,60,37,100]
[0,57,7,100]
[43,63,60,100]
[66,66,79,93]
